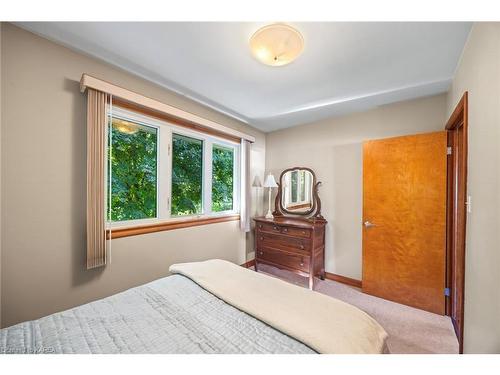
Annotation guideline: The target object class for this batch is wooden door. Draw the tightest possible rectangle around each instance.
[362,131,447,315]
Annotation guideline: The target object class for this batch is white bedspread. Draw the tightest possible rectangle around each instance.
[0,274,315,354]
[170,259,388,354]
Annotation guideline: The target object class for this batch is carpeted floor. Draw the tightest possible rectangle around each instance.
[255,263,459,354]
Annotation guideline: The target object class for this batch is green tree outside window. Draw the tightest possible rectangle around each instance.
[212,145,234,212]
[171,133,203,216]
[107,119,158,221]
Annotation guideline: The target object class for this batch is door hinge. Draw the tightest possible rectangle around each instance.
[168,143,171,156]
[447,146,452,155]
[167,197,170,210]
[444,287,450,297]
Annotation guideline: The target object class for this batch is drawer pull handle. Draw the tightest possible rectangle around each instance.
[300,245,304,250]
[273,226,278,231]
[260,237,263,241]
[300,263,304,266]
[283,228,288,233]
[302,231,306,235]
[259,224,262,229]
[259,251,263,255]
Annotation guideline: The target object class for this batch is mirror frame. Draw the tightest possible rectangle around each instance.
[273,167,325,222]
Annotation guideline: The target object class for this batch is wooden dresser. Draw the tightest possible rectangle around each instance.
[254,216,327,289]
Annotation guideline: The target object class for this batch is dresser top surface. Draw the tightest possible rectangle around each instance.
[253,216,326,228]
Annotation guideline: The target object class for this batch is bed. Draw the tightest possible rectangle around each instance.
[0,260,387,354]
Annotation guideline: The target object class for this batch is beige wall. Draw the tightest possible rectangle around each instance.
[0,24,265,328]
[446,23,500,353]
[266,95,447,280]
[0,22,3,327]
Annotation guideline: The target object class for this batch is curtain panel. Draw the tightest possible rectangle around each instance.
[240,139,251,232]
[86,89,109,269]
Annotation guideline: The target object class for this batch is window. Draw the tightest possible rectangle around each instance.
[107,107,239,227]
[108,117,158,221]
[212,144,234,212]
[171,134,204,216]
[291,171,298,203]
[299,171,306,202]
[287,170,310,206]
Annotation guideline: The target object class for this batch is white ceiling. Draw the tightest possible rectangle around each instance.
[18,22,471,132]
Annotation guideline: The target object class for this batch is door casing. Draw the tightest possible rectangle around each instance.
[445,92,468,354]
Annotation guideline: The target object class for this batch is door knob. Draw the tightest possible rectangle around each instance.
[364,221,376,228]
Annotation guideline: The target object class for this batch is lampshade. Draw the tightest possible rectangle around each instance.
[252,175,262,188]
[250,23,304,67]
[263,174,278,188]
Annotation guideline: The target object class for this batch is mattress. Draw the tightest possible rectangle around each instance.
[0,274,315,354]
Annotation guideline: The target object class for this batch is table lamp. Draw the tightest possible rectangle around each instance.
[263,174,278,219]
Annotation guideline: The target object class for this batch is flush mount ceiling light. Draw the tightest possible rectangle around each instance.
[250,23,304,67]
[113,118,139,134]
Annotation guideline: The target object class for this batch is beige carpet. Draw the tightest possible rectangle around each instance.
[256,263,459,354]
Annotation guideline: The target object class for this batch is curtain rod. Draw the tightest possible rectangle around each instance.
[80,74,256,143]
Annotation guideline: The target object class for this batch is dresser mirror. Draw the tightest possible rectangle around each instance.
[281,169,314,213]
[273,167,325,221]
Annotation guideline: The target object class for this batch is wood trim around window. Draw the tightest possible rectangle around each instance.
[112,98,242,144]
[286,202,313,211]
[107,215,240,239]
[80,73,255,143]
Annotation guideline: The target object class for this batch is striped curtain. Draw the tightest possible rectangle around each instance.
[86,89,109,269]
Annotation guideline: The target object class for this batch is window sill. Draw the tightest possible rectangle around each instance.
[106,214,240,239]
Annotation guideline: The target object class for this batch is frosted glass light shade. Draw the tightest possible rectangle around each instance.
[113,118,139,134]
[250,23,304,67]
[263,174,278,188]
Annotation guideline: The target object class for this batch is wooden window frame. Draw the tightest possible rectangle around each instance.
[80,74,255,143]
[107,214,240,239]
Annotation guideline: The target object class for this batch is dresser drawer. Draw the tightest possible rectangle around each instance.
[256,222,282,234]
[280,226,311,238]
[256,222,311,239]
[257,232,311,253]
[257,247,310,272]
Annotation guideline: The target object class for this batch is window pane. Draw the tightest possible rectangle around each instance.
[212,144,234,212]
[291,171,298,202]
[108,118,157,221]
[300,171,306,201]
[171,133,203,216]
